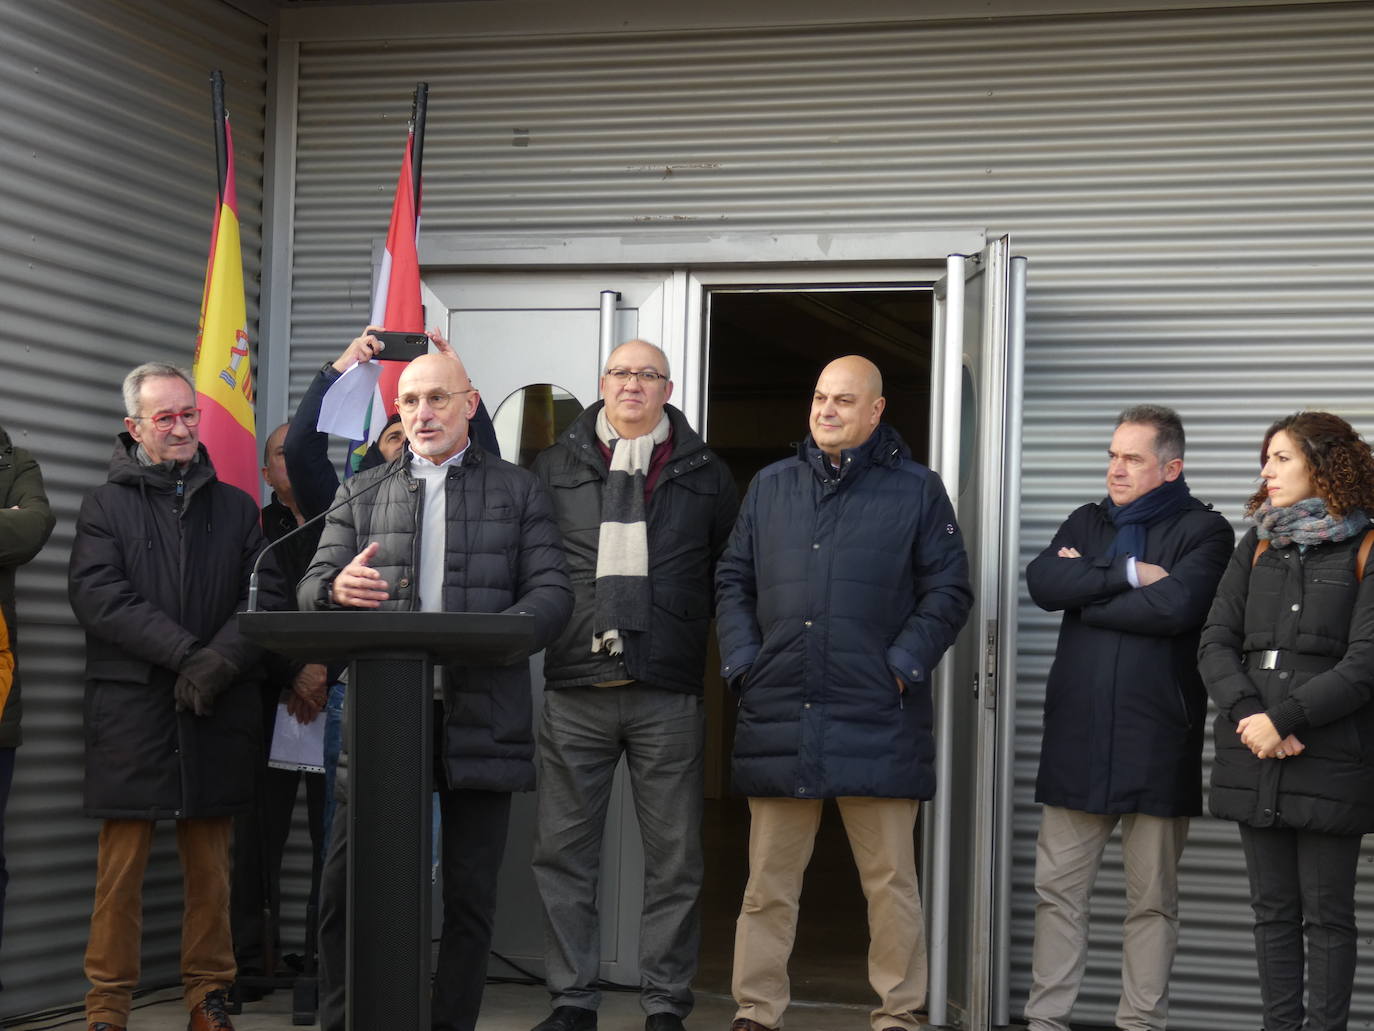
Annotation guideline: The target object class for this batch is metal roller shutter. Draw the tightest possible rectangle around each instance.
[281,3,1373,1026]
[0,0,266,1015]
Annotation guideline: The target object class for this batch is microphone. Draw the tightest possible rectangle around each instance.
[247,460,408,613]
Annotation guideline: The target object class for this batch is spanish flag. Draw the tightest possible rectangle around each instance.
[192,71,257,499]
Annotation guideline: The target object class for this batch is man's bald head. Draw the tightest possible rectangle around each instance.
[397,352,480,465]
[261,421,295,505]
[809,355,886,463]
[400,352,471,394]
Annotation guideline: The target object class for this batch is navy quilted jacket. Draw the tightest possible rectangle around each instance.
[715,424,972,800]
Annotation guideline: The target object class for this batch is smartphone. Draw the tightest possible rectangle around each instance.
[367,330,429,362]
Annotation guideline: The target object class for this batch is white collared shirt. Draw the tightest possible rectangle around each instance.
[407,442,470,613]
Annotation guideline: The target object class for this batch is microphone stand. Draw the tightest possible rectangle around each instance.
[247,459,407,612]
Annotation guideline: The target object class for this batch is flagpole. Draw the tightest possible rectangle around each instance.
[410,82,428,212]
[210,70,228,202]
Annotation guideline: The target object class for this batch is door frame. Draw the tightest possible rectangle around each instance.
[418,227,1017,1024]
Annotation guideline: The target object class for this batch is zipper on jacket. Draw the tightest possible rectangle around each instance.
[174,477,185,516]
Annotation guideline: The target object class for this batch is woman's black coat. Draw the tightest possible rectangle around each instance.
[1200,528,1374,835]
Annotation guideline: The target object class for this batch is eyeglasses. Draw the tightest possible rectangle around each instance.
[394,390,472,413]
[604,368,667,384]
[137,408,202,431]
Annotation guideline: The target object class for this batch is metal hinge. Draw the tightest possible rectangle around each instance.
[983,618,998,710]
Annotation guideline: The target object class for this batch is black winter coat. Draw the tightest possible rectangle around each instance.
[1200,528,1374,835]
[0,424,56,748]
[715,424,972,800]
[530,402,738,693]
[1027,496,1232,817]
[297,446,572,792]
[68,437,266,819]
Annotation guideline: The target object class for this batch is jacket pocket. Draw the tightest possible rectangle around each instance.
[87,658,154,684]
[550,468,600,490]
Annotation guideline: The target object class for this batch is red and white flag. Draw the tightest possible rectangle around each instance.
[316,116,422,451]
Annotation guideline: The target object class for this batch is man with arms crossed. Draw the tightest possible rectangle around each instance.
[1024,404,1232,1031]
[715,355,972,1031]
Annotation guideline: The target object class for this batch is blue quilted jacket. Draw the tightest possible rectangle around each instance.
[715,424,972,800]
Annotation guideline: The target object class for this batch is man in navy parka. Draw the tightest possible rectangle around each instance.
[715,355,972,1031]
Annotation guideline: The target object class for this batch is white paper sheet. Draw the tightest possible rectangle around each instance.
[316,360,385,441]
[268,701,326,773]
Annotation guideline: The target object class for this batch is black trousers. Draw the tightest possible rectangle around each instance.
[317,707,513,1031]
[1239,823,1363,1031]
[231,691,326,973]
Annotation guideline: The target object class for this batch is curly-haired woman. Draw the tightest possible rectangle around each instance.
[1200,411,1374,1031]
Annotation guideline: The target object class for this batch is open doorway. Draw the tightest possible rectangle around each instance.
[698,285,935,1005]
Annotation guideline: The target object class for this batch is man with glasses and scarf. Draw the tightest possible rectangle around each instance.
[1023,404,1232,1031]
[527,339,738,1031]
[69,361,272,1031]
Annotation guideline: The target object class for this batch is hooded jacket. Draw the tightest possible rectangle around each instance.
[530,401,739,694]
[0,424,56,748]
[1201,528,1374,835]
[1027,493,1233,817]
[68,436,266,819]
[715,423,972,800]
[297,445,572,793]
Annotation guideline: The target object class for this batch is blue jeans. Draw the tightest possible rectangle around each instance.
[320,682,345,865]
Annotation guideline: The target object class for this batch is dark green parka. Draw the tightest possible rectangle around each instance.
[0,424,56,748]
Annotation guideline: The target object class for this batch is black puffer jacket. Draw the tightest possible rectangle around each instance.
[0,424,56,748]
[530,402,738,693]
[68,437,266,819]
[1028,496,1232,817]
[715,424,972,800]
[297,446,572,792]
[1201,527,1374,835]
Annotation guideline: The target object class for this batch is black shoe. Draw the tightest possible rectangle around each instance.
[531,1007,597,1031]
[646,1014,686,1031]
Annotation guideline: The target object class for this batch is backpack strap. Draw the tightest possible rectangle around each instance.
[1251,538,1269,568]
[1359,529,1374,583]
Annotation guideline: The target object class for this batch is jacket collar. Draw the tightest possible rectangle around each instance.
[562,401,707,469]
[796,422,909,484]
[107,433,216,492]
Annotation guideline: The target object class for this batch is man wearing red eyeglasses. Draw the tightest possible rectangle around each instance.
[69,361,273,1031]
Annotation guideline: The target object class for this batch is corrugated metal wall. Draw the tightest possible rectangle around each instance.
[0,0,267,1014]
[282,2,1374,1027]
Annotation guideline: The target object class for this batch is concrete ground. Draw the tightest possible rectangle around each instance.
[9,981,881,1031]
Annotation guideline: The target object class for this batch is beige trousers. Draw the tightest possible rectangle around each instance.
[732,796,925,1031]
[85,817,235,1024]
[1024,805,1189,1031]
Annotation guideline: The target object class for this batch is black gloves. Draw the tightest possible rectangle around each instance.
[174,648,238,716]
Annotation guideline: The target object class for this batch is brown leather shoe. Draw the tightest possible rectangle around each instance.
[730,1020,777,1031]
[188,988,235,1031]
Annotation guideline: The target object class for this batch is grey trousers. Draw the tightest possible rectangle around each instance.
[1024,805,1189,1031]
[531,686,704,1017]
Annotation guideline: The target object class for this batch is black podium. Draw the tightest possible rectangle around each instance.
[239,610,536,1031]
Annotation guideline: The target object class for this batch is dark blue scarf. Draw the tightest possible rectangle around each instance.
[1104,475,1193,560]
